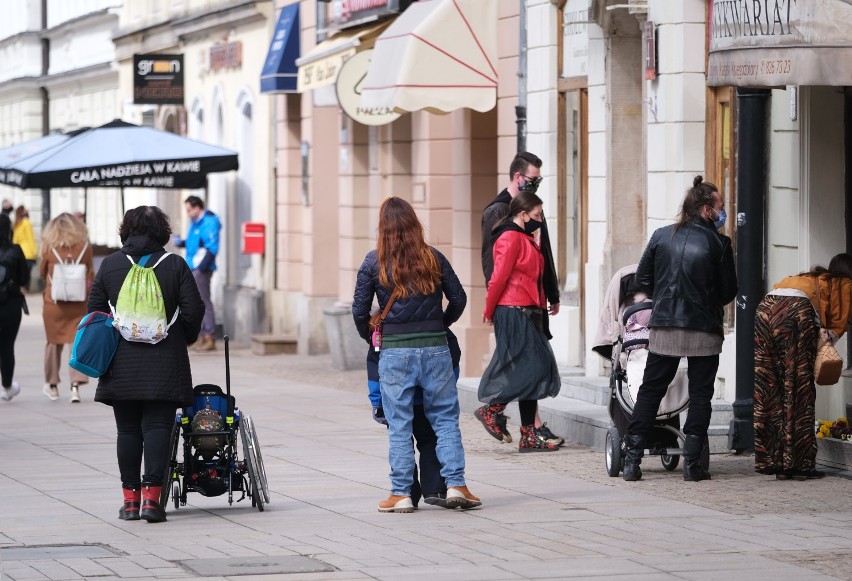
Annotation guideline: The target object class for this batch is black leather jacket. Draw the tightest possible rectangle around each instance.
[352,247,466,341]
[637,217,737,336]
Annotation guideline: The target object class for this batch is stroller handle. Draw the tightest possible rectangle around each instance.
[622,301,653,326]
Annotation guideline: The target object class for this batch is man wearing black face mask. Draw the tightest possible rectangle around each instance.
[477,152,563,447]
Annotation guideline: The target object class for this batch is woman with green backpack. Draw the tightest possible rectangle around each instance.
[88,206,204,523]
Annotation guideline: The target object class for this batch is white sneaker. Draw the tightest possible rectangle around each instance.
[70,384,81,403]
[43,383,59,401]
[1,382,20,401]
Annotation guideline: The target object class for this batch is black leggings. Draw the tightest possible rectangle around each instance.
[519,400,537,426]
[113,400,178,488]
[0,295,23,388]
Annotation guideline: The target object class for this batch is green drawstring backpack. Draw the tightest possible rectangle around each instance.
[110,253,179,344]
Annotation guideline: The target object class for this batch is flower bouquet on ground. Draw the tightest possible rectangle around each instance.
[817,417,852,440]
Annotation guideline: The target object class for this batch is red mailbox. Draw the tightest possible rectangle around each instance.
[241,222,265,255]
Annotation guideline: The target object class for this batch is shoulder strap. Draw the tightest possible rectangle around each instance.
[51,247,64,263]
[152,252,172,269]
[73,242,89,264]
[379,288,400,324]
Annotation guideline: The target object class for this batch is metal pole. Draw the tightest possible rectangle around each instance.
[729,87,770,453]
[516,0,527,153]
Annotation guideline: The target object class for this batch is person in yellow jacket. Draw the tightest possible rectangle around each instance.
[13,206,37,272]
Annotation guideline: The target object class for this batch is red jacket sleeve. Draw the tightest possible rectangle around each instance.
[484,233,521,320]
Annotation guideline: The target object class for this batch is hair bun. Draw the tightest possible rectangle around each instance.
[693,175,704,188]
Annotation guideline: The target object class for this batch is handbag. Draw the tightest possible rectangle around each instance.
[813,278,843,386]
[69,311,120,378]
[368,289,399,352]
[50,243,89,302]
[815,340,843,386]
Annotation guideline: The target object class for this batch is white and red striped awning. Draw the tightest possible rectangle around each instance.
[359,0,497,114]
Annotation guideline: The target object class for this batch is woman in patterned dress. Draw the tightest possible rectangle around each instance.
[754,254,852,480]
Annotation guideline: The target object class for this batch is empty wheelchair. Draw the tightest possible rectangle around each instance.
[161,337,270,512]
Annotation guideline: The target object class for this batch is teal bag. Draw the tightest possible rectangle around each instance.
[69,311,120,377]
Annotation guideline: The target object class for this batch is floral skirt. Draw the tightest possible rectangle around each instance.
[753,295,819,474]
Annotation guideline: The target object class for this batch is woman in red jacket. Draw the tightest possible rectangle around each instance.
[478,191,561,452]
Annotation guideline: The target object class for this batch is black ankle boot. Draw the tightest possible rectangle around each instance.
[683,434,711,481]
[622,434,645,481]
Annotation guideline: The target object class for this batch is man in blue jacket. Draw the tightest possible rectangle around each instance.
[174,195,221,351]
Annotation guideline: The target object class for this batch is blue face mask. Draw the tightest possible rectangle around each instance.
[713,208,727,230]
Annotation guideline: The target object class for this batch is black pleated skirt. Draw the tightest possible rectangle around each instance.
[478,306,561,403]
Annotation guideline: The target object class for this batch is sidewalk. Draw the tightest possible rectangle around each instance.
[2,294,852,580]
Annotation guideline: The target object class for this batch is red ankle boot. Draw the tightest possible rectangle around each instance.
[140,485,166,523]
[119,487,141,521]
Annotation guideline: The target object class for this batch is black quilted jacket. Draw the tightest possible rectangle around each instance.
[352,248,466,341]
[89,235,203,406]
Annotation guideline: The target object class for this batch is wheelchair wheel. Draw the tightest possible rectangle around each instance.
[161,420,181,510]
[172,481,180,510]
[240,414,269,511]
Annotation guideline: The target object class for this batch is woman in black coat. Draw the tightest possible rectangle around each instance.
[0,213,31,402]
[88,206,203,523]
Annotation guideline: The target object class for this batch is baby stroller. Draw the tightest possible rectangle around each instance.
[161,336,270,512]
[592,266,709,477]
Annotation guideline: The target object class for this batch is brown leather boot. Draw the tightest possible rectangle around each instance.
[377,495,414,513]
[199,335,216,351]
[445,486,482,509]
[119,486,140,521]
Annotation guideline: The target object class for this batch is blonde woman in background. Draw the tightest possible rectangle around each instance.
[13,206,37,274]
[40,213,94,403]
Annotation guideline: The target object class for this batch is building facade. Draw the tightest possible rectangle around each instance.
[114,0,275,344]
[0,0,122,244]
[2,0,849,428]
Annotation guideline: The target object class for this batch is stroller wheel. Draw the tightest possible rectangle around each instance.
[172,481,181,510]
[661,454,680,471]
[605,426,622,477]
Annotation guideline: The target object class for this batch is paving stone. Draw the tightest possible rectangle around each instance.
[179,555,335,577]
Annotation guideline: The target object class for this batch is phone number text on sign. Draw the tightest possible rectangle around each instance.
[759,59,792,76]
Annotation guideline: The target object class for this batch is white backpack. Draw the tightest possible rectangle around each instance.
[50,243,88,302]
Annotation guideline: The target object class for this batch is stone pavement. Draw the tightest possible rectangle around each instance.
[2,294,852,580]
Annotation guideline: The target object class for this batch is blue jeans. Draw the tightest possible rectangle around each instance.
[379,345,466,495]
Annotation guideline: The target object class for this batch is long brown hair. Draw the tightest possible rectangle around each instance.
[376,197,440,297]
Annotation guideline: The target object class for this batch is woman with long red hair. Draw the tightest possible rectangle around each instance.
[352,196,480,513]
